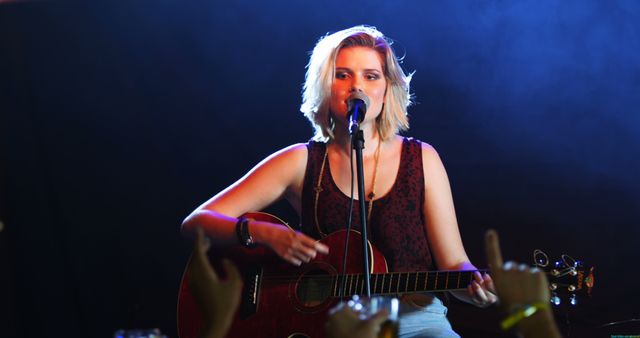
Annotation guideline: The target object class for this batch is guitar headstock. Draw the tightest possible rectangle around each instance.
[533,249,595,306]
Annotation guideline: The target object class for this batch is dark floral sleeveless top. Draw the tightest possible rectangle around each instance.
[300,137,435,272]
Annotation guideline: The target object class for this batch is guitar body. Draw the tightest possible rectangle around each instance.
[177,213,388,338]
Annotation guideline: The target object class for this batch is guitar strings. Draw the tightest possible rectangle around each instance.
[254,269,489,284]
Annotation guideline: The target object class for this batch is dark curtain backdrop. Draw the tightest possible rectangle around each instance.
[1,1,639,337]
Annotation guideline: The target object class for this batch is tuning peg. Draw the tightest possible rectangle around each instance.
[570,294,577,306]
[533,249,549,267]
[550,292,561,306]
[561,254,578,268]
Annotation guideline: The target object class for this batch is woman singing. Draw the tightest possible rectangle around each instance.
[182,25,497,337]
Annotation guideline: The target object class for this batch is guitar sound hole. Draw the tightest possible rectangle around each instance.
[296,269,332,307]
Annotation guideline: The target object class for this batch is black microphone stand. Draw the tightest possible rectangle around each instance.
[350,125,372,298]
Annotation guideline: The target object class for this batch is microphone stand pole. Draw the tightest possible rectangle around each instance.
[350,126,371,297]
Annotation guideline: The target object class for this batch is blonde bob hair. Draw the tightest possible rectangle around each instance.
[300,25,413,141]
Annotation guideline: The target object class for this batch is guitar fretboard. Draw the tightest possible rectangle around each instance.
[331,270,487,297]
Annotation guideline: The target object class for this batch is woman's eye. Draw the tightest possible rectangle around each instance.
[336,72,348,79]
[366,73,380,80]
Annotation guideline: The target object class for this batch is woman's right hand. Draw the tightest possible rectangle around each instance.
[251,220,329,266]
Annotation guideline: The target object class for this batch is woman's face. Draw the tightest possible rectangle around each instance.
[330,46,387,125]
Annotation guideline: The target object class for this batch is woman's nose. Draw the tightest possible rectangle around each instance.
[349,85,364,93]
[349,74,364,93]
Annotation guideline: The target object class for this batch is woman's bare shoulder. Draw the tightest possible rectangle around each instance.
[416,140,441,162]
[265,143,308,166]
[252,143,310,185]
[414,140,448,183]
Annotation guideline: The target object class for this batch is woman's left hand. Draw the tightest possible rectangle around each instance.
[466,271,498,308]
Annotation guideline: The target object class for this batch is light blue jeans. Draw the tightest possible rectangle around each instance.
[398,295,460,338]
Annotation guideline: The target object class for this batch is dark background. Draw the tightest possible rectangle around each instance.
[1,1,639,337]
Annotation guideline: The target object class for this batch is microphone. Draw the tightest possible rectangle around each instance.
[347,92,370,133]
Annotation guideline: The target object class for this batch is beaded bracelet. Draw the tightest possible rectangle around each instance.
[235,216,256,248]
[500,301,550,330]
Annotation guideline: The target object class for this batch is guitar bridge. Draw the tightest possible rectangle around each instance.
[239,266,262,319]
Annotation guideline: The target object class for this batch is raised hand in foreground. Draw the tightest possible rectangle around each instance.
[485,229,562,338]
[189,227,243,338]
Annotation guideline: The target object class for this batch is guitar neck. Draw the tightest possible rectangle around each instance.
[331,269,488,297]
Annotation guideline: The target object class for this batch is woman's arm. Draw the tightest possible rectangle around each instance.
[181,143,328,265]
[420,142,497,307]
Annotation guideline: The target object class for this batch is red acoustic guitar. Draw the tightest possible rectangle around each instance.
[177,212,594,338]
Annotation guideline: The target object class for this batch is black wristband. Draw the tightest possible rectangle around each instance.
[235,216,256,248]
